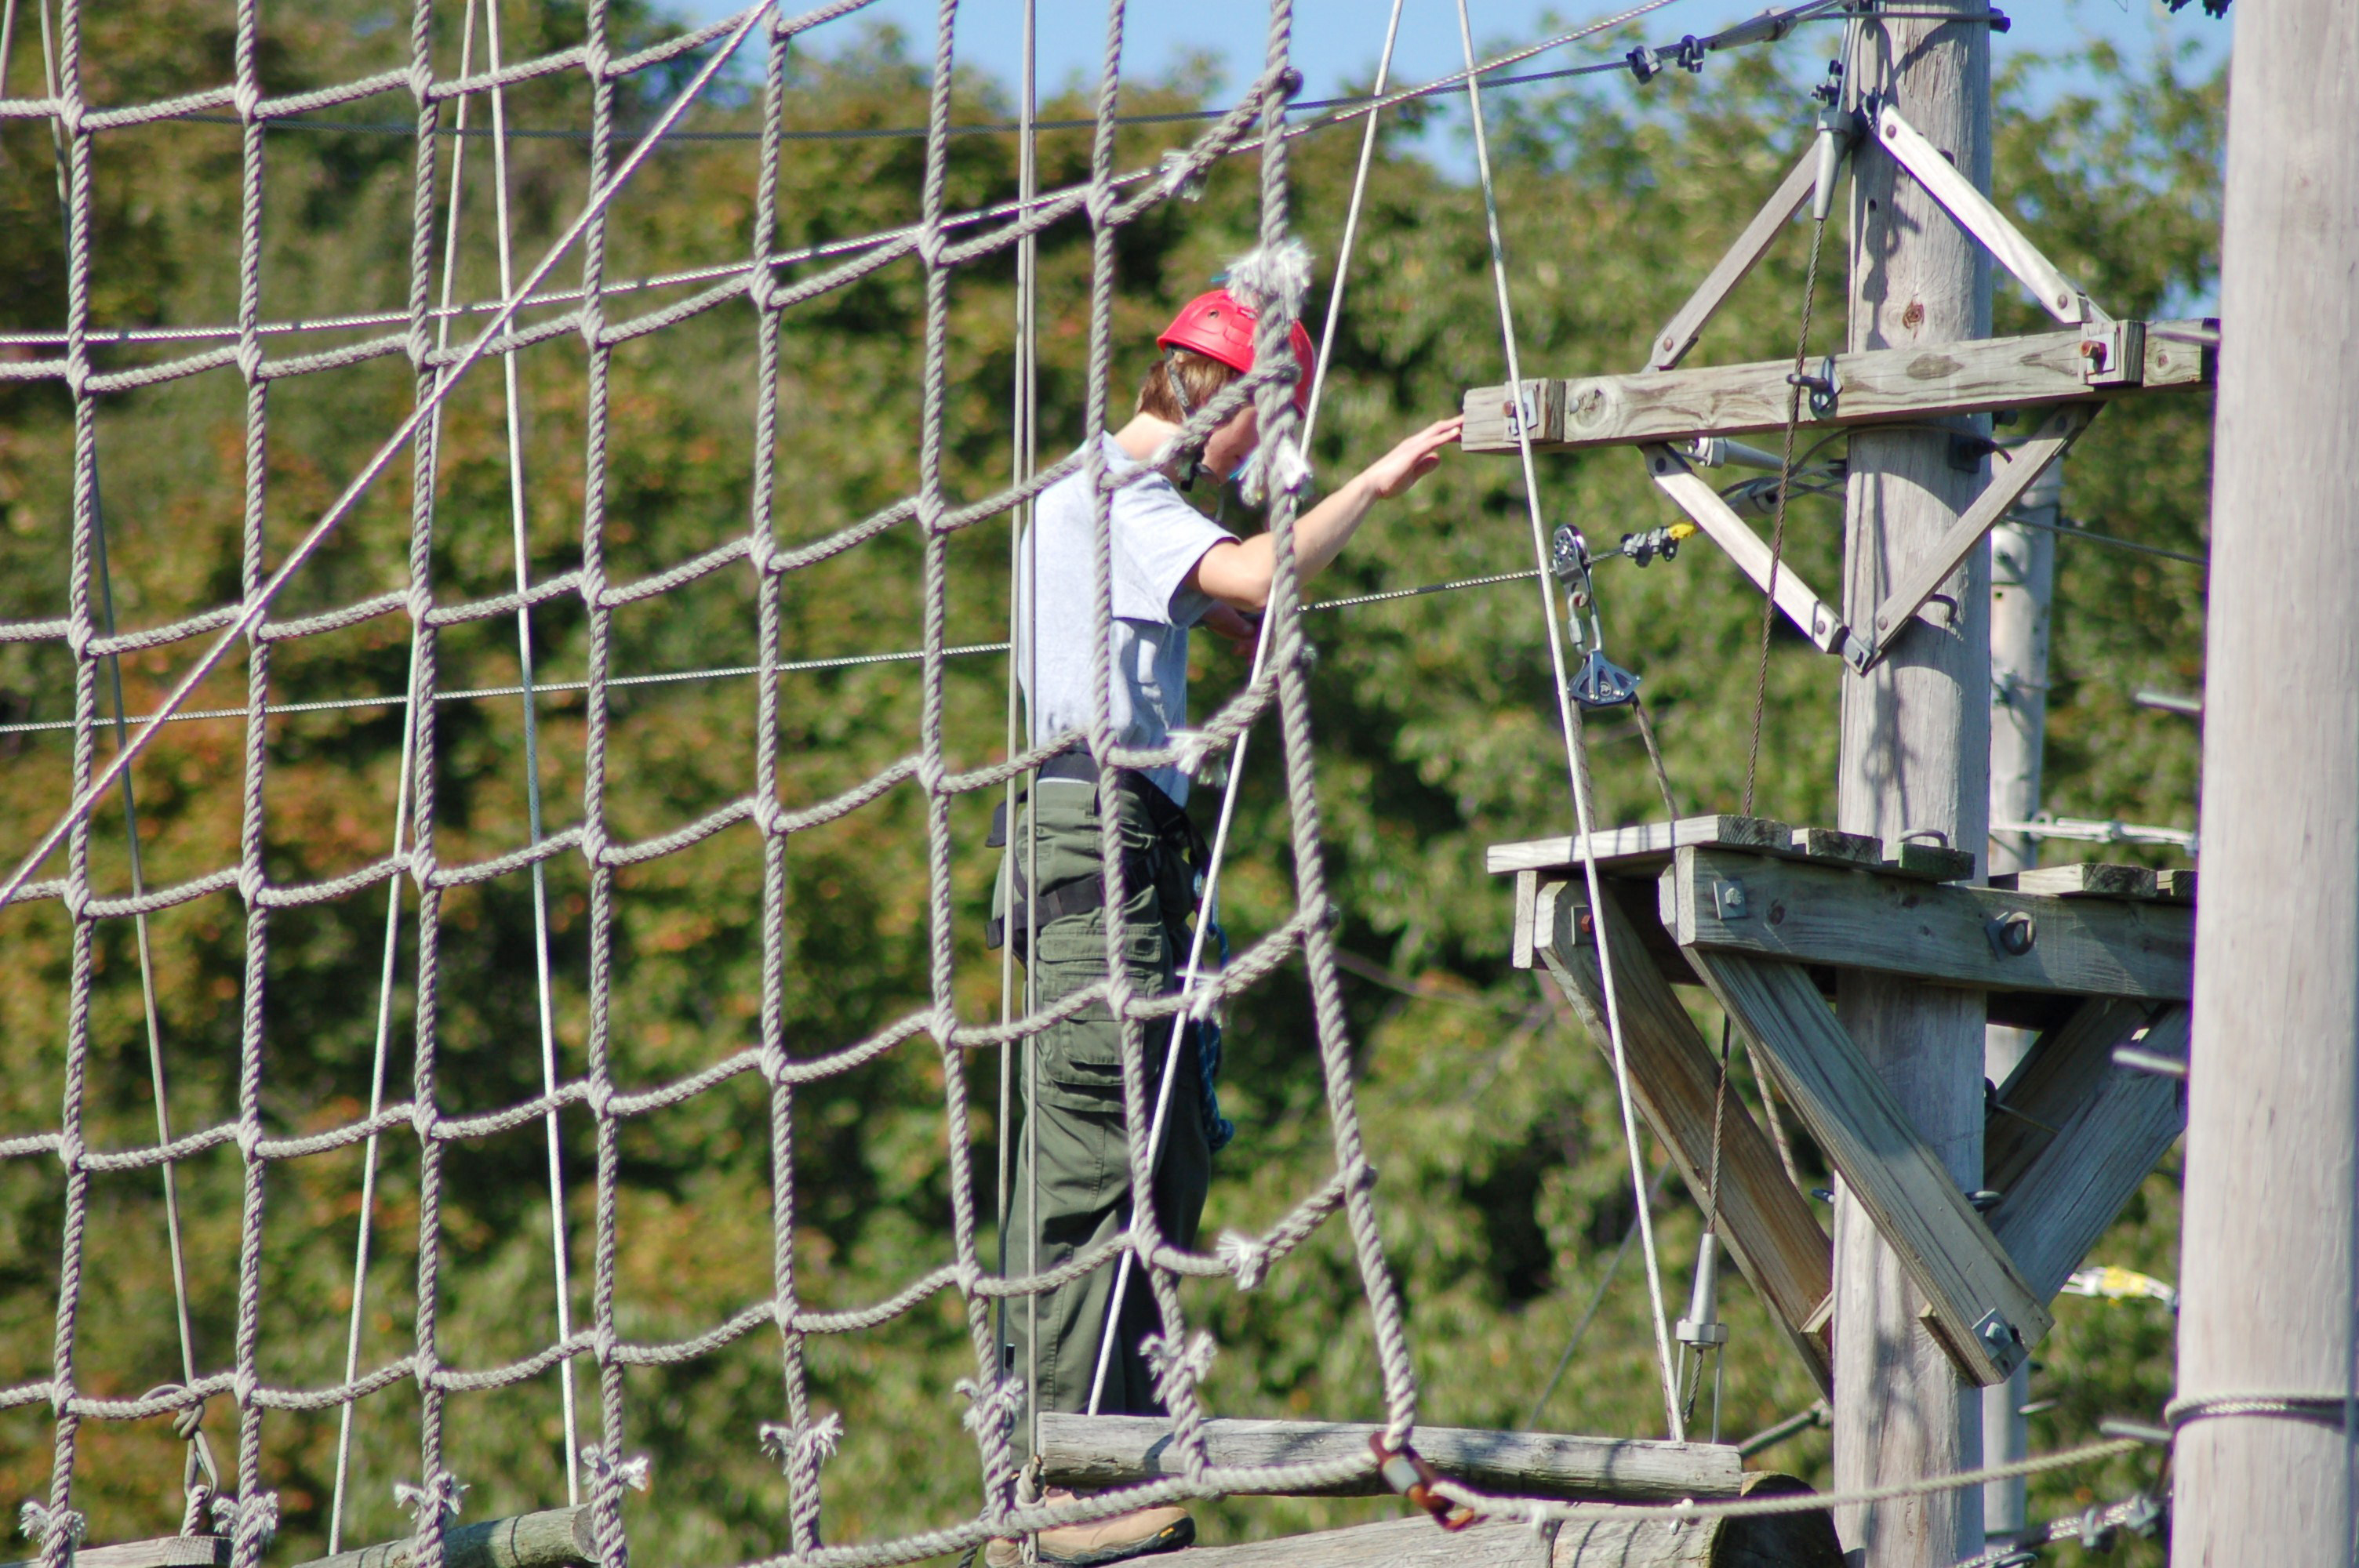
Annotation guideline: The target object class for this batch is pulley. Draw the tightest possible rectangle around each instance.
[1549,524,1643,710]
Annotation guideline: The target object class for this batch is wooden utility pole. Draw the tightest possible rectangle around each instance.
[1980,459,2057,1544]
[1834,5,1993,1563]
[2173,2,2359,1560]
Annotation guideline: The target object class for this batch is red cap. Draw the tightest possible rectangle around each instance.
[1157,287,1314,413]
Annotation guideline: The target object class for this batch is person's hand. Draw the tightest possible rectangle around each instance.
[1202,603,1263,655]
[1359,416,1463,500]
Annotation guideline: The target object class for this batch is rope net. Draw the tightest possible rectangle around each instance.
[0,0,1426,1563]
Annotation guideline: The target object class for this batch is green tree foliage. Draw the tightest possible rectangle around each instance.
[0,9,2215,1564]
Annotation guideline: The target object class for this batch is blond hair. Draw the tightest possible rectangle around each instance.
[1135,349,1241,424]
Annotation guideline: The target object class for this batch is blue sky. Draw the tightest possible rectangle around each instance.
[684,0,2232,137]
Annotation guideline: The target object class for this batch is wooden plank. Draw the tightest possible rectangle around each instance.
[1461,378,1569,449]
[1,1540,229,1568]
[1989,1007,2188,1299]
[285,1510,594,1568]
[1536,880,1834,1394]
[1646,147,1819,371]
[1513,868,1541,970]
[1459,319,2213,454]
[2159,867,2197,903]
[1485,815,1790,877]
[1866,402,2099,655]
[1989,863,2161,901]
[1035,1414,1745,1503]
[1985,997,2154,1192]
[1162,1501,1842,1568]
[1679,946,2054,1385]
[1665,847,2194,1002]
[1643,451,1868,666]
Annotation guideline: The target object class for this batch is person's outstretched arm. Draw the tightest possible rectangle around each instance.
[1189,416,1461,612]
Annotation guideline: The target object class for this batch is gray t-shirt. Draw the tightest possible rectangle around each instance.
[1019,434,1237,806]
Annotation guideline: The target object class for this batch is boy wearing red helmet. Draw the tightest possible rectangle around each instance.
[990,245,1456,1566]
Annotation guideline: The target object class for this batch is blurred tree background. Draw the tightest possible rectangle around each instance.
[0,5,2215,1566]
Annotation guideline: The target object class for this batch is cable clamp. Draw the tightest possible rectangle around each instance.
[1369,1435,1476,1532]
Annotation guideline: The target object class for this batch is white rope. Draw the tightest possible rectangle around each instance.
[1452,0,1685,1439]
[1082,0,1411,1417]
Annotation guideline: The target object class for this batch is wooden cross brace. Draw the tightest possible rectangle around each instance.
[1460,106,2216,674]
[1501,818,2191,1388]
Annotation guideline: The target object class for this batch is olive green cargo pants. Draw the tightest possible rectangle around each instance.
[997,775,1210,1455]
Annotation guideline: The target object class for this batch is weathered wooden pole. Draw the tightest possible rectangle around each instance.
[2172,1,2359,1559]
[1980,459,2058,1543]
[1834,4,1994,1563]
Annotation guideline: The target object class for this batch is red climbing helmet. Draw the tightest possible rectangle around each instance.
[1158,287,1315,413]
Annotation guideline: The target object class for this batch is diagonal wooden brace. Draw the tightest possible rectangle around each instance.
[1643,445,1872,670]
[1988,1006,2188,1301]
[1873,101,2105,328]
[1532,877,1834,1395]
[1863,401,2101,663]
[1645,146,1819,372]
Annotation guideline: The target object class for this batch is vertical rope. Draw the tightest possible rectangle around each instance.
[1452,0,1682,1439]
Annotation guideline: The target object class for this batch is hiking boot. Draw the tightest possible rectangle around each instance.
[982,1504,1194,1567]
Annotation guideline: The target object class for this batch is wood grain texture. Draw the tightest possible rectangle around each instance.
[1644,452,1864,662]
[1034,1414,1744,1502]
[1459,321,2212,453]
[1,1540,230,1568]
[1983,996,2153,1192]
[1539,880,1834,1394]
[1681,948,2053,1386]
[1667,848,2193,1001]
[285,1511,595,1568]
[2175,7,2359,1555]
[1989,1007,2187,1298]
[1486,816,1793,877]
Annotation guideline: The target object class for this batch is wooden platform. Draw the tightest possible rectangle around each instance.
[1496,816,2192,1388]
[1163,1477,1841,1566]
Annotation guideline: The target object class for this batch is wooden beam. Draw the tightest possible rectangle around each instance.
[1459,319,2212,453]
[1985,996,2154,1192]
[1536,880,1834,1394]
[1165,1489,1842,1568]
[1034,1414,1744,1503]
[1664,846,2194,1002]
[1866,403,2099,657]
[1488,815,1792,878]
[285,1511,594,1568]
[0,1540,228,1568]
[1989,1007,2188,1299]
[1642,448,1870,668]
[1646,147,1819,371]
[1680,946,2054,1385]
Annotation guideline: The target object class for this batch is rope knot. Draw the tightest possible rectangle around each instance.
[235,338,265,383]
[579,1446,652,1495]
[232,82,261,125]
[1140,1331,1216,1407]
[758,1413,843,1472]
[954,1378,1025,1439]
[405,328,434,372]
[751,794,786,838]
[406,61,435,106]
[1156,151,1206,204]
[237,865,267,906]
[394,1472,467,1524]
[53,1132,83,1174]
[18,1502,85,1548]
[230,1490,278,1547]
[1215,1230,1270,1292]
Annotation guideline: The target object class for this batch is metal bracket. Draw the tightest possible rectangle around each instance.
[1569,648,1641,710]
[2078,318,2146,387]
[1970,1308,2029,1380]
[1873,101,2112,328]
[1789,354,1840,418]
